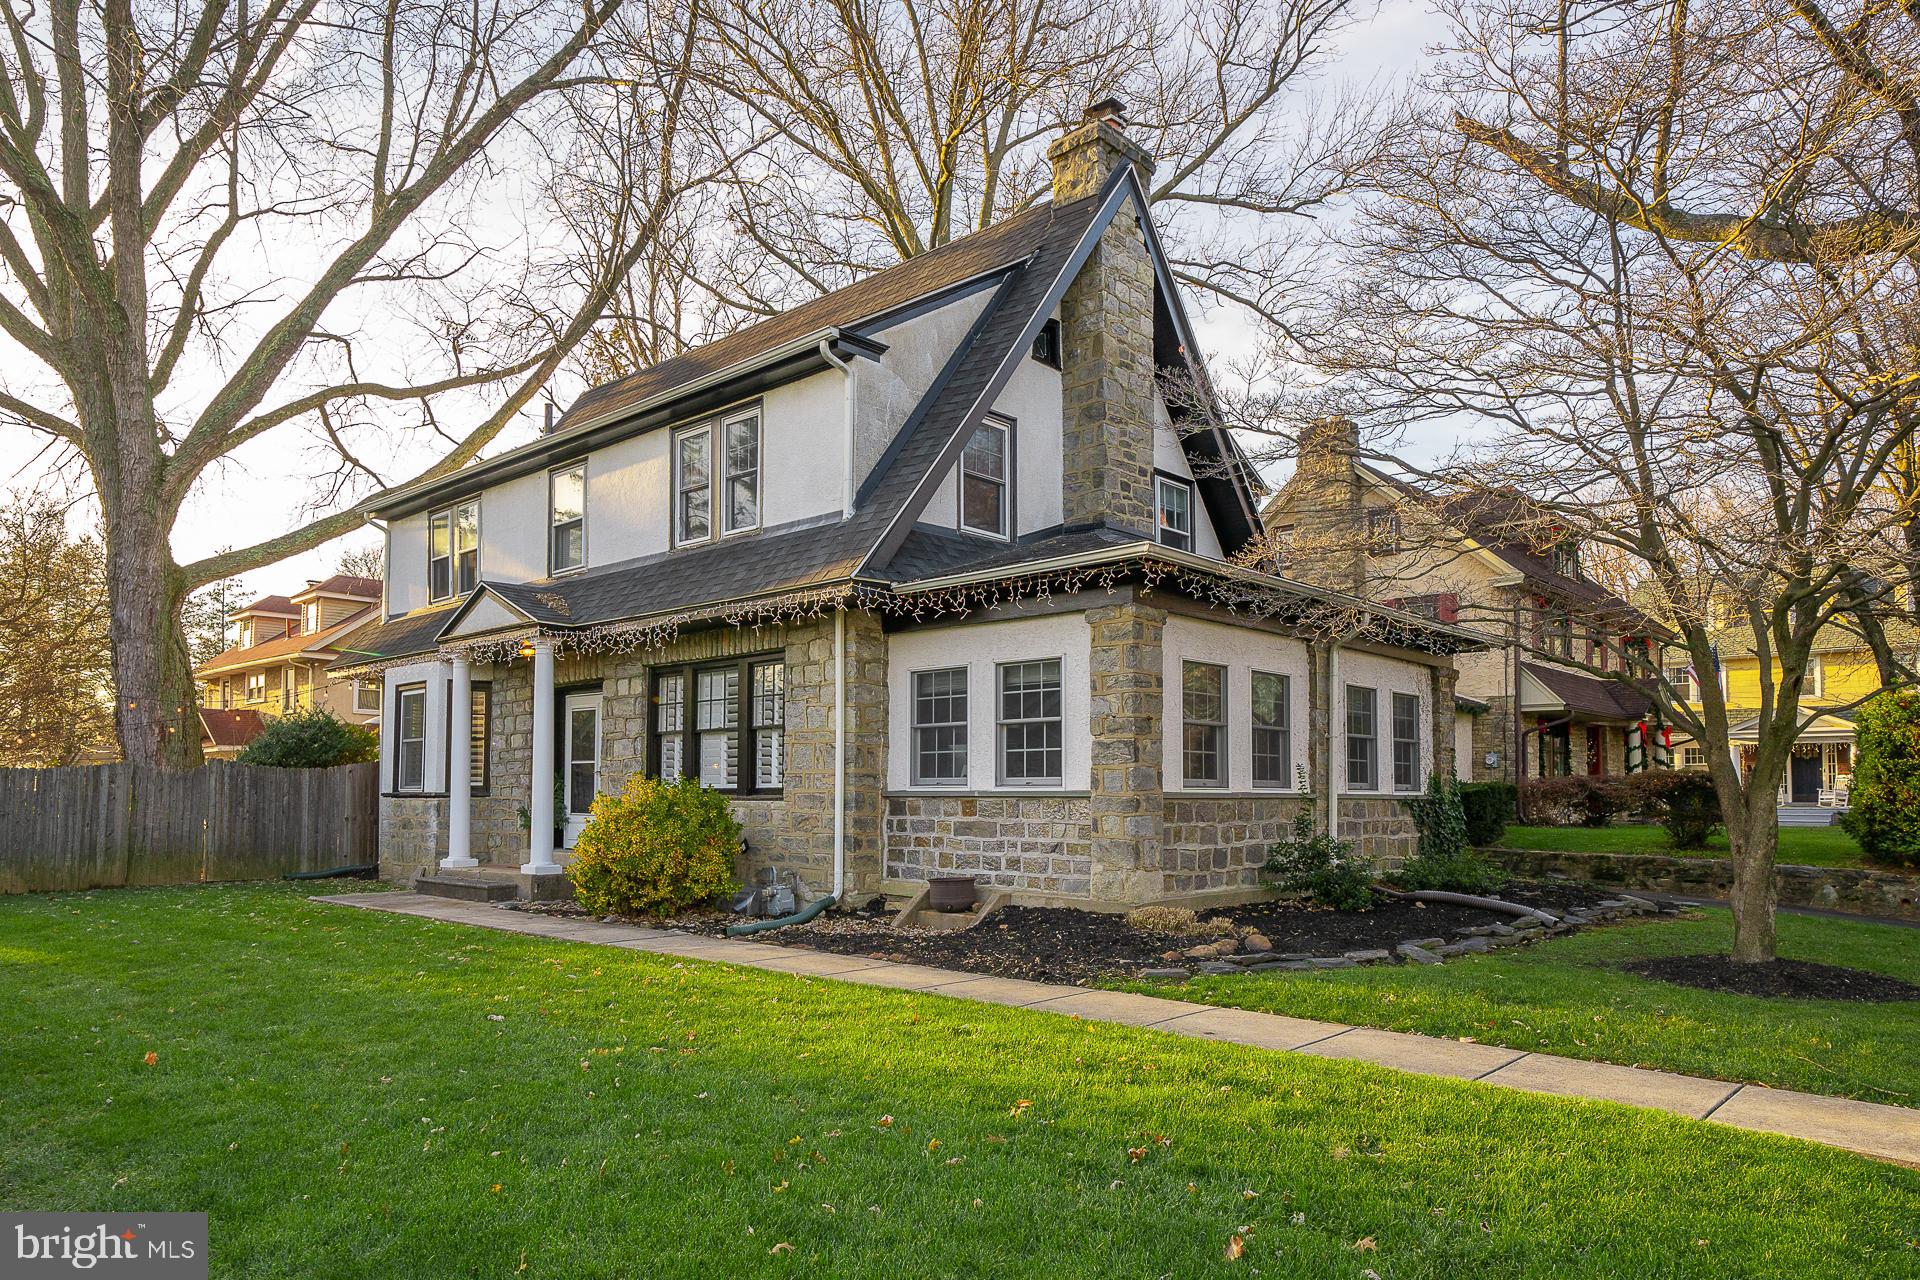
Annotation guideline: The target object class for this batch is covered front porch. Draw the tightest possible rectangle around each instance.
[1516,661,1663,777]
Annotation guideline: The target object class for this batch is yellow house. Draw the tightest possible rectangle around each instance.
[1669,620,1916,810]
[194,575,384,757]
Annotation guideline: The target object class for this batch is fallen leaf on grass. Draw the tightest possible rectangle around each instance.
[1353,1236,1377,1252]
[769,1242,793,1255]
[142,1052,157,1066]
[1224,1235,1245,1261]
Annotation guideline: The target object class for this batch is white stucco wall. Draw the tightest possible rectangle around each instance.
[886,612,1092,792]
[1334,648,1435,796]
[1160,616,1311,793]
[386,512,431,616]
[382,660,449,793]
[853,285,999,489]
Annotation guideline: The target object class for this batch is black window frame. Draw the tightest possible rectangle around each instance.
[1181,660,1226,788]
[1030,317,1062,368]
[1346,683,1378,792]
[548,462,587,575]
[1154,473,1194,551]
[1251,669,1292,789]
[960,415,1012,540]
[428,498,480,602]
[441,679,492,795]
[1391,690,1421,792]
[995,658,1063,786]
[910,666,969,786]
[394,682,428,792]
[648,653,785,796]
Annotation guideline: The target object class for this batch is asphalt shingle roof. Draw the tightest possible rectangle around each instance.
[1521,661,1652,721]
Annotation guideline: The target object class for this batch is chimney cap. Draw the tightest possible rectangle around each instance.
[1084,96,1127,128]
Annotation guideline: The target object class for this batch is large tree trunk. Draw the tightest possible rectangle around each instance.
[1723,797,1779,963]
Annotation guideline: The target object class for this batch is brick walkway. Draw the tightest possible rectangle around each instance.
[314,891,1920,1166]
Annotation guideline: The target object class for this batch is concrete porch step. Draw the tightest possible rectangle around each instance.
[414,870,518,903]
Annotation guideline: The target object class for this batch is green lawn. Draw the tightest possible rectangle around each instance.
[1119,909,1919,1103]
[1,888,1916,1279]
[1496,822,1871,867]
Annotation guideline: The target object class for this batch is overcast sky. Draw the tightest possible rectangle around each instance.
[2,0,1440,607]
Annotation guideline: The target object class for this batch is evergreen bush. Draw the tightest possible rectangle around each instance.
[1842,689,1920,868]
[566,776,741,917]
[234,708,378,768]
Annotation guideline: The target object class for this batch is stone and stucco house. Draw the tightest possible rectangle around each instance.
[333,103,1483,909]
[194,575,384,756]
[1263,421,1665,784]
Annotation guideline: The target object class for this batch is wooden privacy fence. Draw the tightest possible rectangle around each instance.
[0,761,379,893]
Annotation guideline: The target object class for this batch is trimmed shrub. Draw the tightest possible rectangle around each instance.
[1620,770,1722,850]
[1396,773,1504,893]
[1842,688,1920,868]
[1459,781,1516,846]
[234,708,378,768]
[566,776,741,918]
[1264,810,1375,911]
[1520,775,1628,827]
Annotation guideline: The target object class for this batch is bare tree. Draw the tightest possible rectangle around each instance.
[335,544,386,581]
[1283,0,1920,962]
[677,0,1393,330]
[0,0,709,765]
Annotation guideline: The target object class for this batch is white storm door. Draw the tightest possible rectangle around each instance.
[563,691,603,847]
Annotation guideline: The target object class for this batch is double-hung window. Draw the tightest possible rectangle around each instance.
[1155,476,1193,551]
[549,463,586,573]
[961,417,1009,537]
[395,684,427,791]
[650,656,784,794]
[428,499,479,601]
[245,672,266,703]
[1346,684,1378,791]
[1391,692,1421,791]
[911,668,968,785]
[1181,661,1225,787]
[1251,671,1291,788]
[674,410,761,545]
[996,659,1061,785]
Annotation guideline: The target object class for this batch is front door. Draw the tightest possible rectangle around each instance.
[1585,726,1604,775]
[1789,749,1822,805]
[563,691,603,847]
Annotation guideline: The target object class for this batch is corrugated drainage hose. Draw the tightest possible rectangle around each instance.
[726,894,837,936]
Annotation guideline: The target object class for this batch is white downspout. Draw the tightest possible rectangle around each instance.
[832,605,847,900]
[819,336,855,517]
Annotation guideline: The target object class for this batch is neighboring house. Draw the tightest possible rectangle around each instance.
[1669,618,1917,812]
[195,575,384,756]
[1263,420,1666,783]
[330,100,1484,910]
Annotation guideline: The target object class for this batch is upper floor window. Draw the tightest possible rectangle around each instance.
[1181,661,1226,787]
[1031,318,1062,368]
[549,463,586,574]
[1365,509,1399,553]
[354,680,382,714]
[1550,541,1579,577]
[302,602,319,634]
[1155,475,1193,551]
[1807,656,1825,698]
[676,410,761,545]
[1664,663,1699,702]
[961,418,1009,538]
[429,499,479,601]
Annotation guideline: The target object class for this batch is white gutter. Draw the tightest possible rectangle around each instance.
[832,606,847,900]
[818,337,856,517]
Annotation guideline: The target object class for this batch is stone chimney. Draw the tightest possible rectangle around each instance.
[1051,99,1159,536]
[1276,416,1367,594]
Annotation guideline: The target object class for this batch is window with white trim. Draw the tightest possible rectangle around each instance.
[911,668,968,785]
[961,418,1008,537]
[997,659,1061,785]
[245,672,266,703]
[1155,476,1193,551]
[1346,684,1378,791]
[1251,670,1291,788]
[1391,691,1421,791]
[674,426,711,544]
[395,685,427,791]
[428,499,479,601]
[1181,661,1226,787]
[1807,656,1825,698]
[723,411,761,534]
[1682,745,1706,768]
[550,463,586,573]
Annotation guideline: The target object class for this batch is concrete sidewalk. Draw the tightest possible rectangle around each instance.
[313,891,1920,1167]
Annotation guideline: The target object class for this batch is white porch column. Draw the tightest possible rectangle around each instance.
[523,638,562,875]
[441,654,477,869]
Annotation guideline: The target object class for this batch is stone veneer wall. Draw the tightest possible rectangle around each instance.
[1086,601,1167,902]
[1489,846,1920,922]
[1161,795,1311,897]
[884,795,1093,896]
[380,611,889,900]
[1337,796,1418,866]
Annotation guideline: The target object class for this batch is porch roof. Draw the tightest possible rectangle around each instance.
[1726,710,1858,744]
[1517,660,1652,723]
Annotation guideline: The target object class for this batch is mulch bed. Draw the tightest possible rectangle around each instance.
[1620,954,1920,1003]
[663,880,1620,985]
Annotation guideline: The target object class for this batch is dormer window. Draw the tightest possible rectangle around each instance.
[675,408,761,546]
[429,499,479,602]
[960,417,1009,538]
[1154,475,1193,550]
[550,462,586,574]
[302,602,319,634]
[1550,541,1579,577]
[1031,318,1062,368]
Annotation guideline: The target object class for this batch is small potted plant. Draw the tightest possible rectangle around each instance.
[927,874,978,912]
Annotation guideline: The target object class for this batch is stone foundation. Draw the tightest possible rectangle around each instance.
[380,795,447,882]
[1161,794,1310,897]
[1337,795,1418,866]
[883,794,1093,896]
